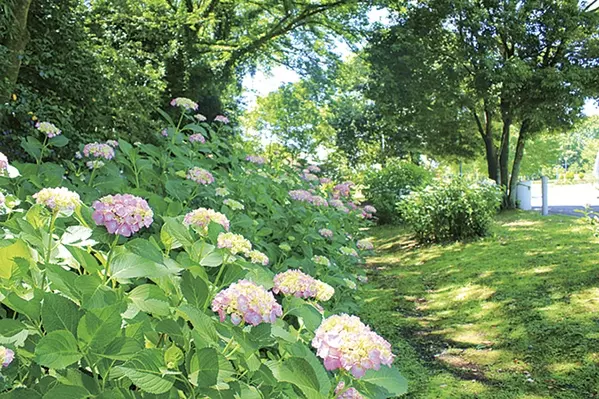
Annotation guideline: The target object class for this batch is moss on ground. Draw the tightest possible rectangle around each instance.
[361,211,599,399]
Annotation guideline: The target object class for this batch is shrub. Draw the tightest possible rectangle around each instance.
[0,99,407,398]
[363,159,432,224]
[399,178,502,243]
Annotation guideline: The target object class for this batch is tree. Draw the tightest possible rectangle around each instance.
[367,0,599,206]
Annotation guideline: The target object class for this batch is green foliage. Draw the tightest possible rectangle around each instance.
[363,159,432,224]
[399,178,502,243]
[0,103,406,397]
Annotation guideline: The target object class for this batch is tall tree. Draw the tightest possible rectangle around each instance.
[367,0,599,206]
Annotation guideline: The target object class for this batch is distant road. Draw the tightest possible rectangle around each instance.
[531,182,599,216]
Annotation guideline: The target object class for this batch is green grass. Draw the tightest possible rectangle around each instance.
[360,211,599,399]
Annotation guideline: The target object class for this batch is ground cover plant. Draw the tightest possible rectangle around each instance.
[362,211,599,399]
[0,101,406,398]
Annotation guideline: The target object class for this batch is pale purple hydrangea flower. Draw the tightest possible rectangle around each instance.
[319,228,333,239]
[347,202,359,211]
[83,142,115,160]
[333,181,354,199]
[86,160,105,169]
[92,194,153,237]
[273,270,334,301]
[363,205,377,214]
[306,165,321,173]
[309,195,328,207]
[212,280,282,326]
[33,187,81,216]
[0,346,14,368]
[320,177,332,184]
[161,128,169,137]
[356,239,374,251]
[183,208,230,234]
[246,155,266,165]
[194,114,207,122]
[329,199,344,208]
[186,167,214,185]
[302,172,319,182]
[188,133,206,144]
[36,122,61,138]
[312,314,395,378]
[0,192,5,208]
[170,97,198,111]
[106,140,119,148]
[289,190,312,202]
[75,151,83,159]
[214,115,229,124]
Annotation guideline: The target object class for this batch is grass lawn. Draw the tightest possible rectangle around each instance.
[361,211,599,399]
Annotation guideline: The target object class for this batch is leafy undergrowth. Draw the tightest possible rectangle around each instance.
[361,211,599,399]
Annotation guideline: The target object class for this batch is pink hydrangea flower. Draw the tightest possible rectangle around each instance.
[188,133,205,144]
[0,152,8,176]
[347,201,359,211]
[161,128,169,137]
[309,195,328,207]
[312,314,395,378]
[83,142,115,160]
[333,182,354,199]
[320,177,332,184]
[186,167,214,185]
[306,165,321,173]
[170,97,198,111]
[183,208,229,233]
[212,280,282,326]
[329,199,344,208]
[36,122,61,138]
[319,228,333,239]
[246,155,266,165]
[273,270,334,301]
[363,205,377,214]
[0,346,14,368]
[92,194,154,237]
[214,115,229,124]
[335,382,364,399]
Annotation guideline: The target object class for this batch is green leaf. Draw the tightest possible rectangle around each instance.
[35,330,82,369]
[41,292,81,335]
[359,366,408,398]
[161,217,193,250]
[111,348,175,394]
[124,239,164,264]
[101,337,143,361]
[128,284,170,316]
[42,384,89,399]
[48,135,69,148]
[189,347,219,387]
[77,304,122,352]
[283,297,323,332]
[164,345,184,368]
[0,388,43,399]
[109,247,173,279]
[2,291,41,320]
[66,246,100,273]
[0,320,26,338]
[46,263,80,301]
[176,305,217,345]
[199,250,223,267]
[271,357,325,399]
[181,270,209,308]
[0,239,32,280]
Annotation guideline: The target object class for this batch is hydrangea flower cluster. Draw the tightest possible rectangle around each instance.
[0,346,14,368]
[214,115,229,124]
[36,121,61,138]
[306,165,321,173]
[363,205,377,214]
[246,155,266,164]
[33,187,81,215]
[309,195,328,207]
[92,194,153,237]
[313,255,331,267]
[0,152,8,176]
[86,160,105,169]
[83,142,115,160]
[186,167,214,185]
[170,97,198,111]
[161,128,169,137]
[340,246,359,257]
[356,240,374,251]
[183,208,230,233]
[248,250,269,266]
[335,382,364,399]
[195,114,207,122]
[329,199,344,208]
[344,278,357,290]
[212,280,282,326]
[320,177,332,184]
[333,182,354,198]
[311,314,395,378]
[223,199,244,210]
[215,187,230,197]
[273,270,335,301]
[106,140,119,148]
[302,172,319,182]
[357,275,368,283]
[289,190,313,202]
[0,192,5,208]
[347,201,359,211]
[217,232,252,255]
[319,228,333,239]
[188,133,205,144]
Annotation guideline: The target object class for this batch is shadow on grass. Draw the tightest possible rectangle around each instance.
[361,210,599,399]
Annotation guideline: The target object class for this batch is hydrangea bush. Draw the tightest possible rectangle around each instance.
[0,98,407,398]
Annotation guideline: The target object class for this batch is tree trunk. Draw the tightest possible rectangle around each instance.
[0,0,33,103]
[507,120,530,208]
[482,135,499,183]
[499,99,512,188]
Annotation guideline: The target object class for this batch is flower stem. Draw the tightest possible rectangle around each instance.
[88,165,98,187]
[104,235,120,284]
[41,212,58,291]
[38,136,48,165]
